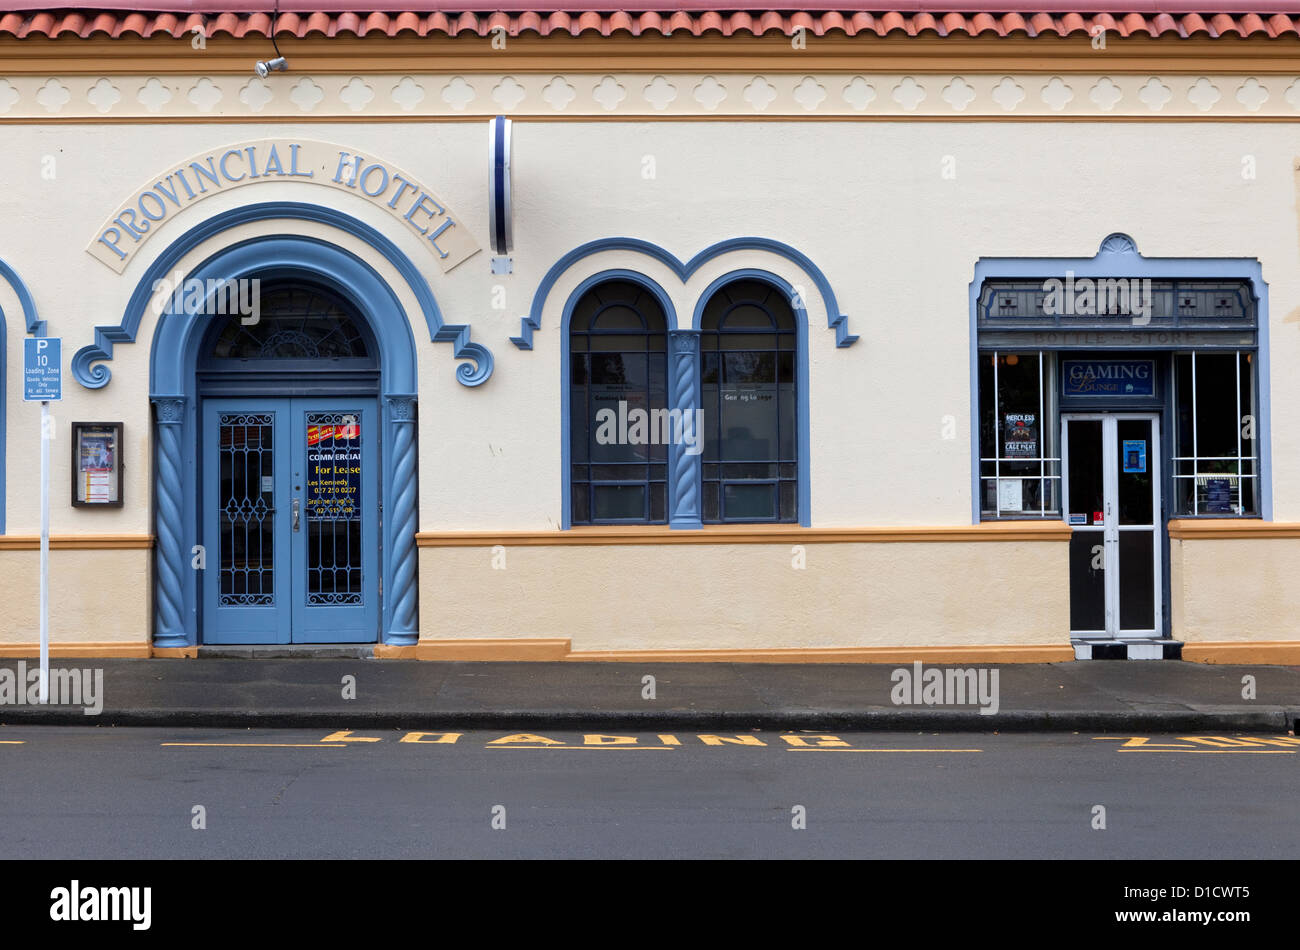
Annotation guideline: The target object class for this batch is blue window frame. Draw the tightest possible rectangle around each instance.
[974,271,1263,520]
[568,279,669,524]
[699,278,798,523]
[969,235,1272,524]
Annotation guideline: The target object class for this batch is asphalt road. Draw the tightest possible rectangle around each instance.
[0,726,1296,859]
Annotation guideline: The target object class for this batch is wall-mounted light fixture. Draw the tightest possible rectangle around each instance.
[253,3,288,78]
[254,56,287,79]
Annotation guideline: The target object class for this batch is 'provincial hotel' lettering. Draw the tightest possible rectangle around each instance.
[87,138,479,274]
[97,143,315,260]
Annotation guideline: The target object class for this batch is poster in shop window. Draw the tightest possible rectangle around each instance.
[1122,439,1147,473]
[998,478,1024,512]
[306,420,361,518]
[1204,477,1234,514]
[1003,413,1038,458]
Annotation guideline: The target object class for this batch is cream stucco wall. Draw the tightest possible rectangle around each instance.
[2,114,1299,649]
[1171,538,1300,643]
[417,539,1069,650]
[4,119,1300,533]
[0,549,149,644]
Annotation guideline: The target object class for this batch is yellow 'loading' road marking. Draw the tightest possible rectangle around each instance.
[1096,736,1300,753]
[787,748,983,753]
[1116,748,1294,754]
[161,742,349,748]
[486,745,673,751]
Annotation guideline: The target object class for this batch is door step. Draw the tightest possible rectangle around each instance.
[1072,638,1183,660]
[197,644,376,659]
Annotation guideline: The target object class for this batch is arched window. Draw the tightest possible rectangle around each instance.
[206,284,372,362]
[700,278,798,523]
[197,281,379,397]
[569,279,669,524]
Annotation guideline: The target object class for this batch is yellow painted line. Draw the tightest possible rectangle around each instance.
[0,740,26,744]
[485,745,673,751]
[161,742,349,748]
[1116,748,1295,754]
[1095,736,1300,748]
[787,748,983,753]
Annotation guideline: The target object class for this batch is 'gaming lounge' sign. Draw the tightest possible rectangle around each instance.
[1062,359,1156,397]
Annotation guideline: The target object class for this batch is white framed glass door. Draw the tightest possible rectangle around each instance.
[1062,413,1162,638]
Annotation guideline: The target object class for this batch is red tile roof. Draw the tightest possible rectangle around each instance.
[4,6,1300,39]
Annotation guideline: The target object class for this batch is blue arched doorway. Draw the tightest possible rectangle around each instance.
[149,235,420,647]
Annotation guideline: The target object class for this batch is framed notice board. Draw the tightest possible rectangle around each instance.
[71,422,123,507]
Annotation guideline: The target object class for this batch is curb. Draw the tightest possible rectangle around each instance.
[1,707,1295,732]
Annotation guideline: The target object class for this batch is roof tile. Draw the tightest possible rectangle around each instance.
[666,10,695,34]
[1151,12,1182,35]
[358,11,387,36]
[846,11,874,35]
[818,10,846,35]
[243,12,271,37]
[25,12,55,38]
[92,11,120,35]
[942,11,969,35]
[55,13,84,37]
[1261,12,1291,34]
[3,9,1300,42]
[303,11,333,35]
[912,12,939,35]
[789,10,817,34]
[879,11,908,34]
[1001,13,1029,35]
[275,11,300,36]
[1120,11,1151,35]
[1026,12,1055,35]
[1059,12,1088,33]
[697,11,723,34]
[390,11,421,33]
[1209,12,1240,35]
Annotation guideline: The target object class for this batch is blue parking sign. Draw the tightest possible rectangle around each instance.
[24,338,61,401]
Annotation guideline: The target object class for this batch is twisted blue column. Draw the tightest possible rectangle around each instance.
[385,396,419,644]
[152,397,191,647]
[668,330,702,529]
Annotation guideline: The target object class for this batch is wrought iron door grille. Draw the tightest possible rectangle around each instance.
[218,413,274,606]
[305,412,364,605]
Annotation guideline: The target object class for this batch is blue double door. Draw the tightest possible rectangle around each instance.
[202,397,380,644]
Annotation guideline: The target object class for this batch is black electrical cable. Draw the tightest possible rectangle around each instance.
[269,0,283,61]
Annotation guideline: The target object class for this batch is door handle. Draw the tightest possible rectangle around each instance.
[292,497,300,532]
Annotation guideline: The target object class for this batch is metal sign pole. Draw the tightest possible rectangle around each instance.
[23,337,61,704]
[39,399,49,703]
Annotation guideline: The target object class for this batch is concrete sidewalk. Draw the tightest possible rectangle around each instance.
[0,658,1296,732]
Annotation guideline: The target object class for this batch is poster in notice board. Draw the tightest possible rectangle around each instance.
[71,422,123,507]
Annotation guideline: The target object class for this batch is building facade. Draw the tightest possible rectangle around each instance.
[1,3,1298,662]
